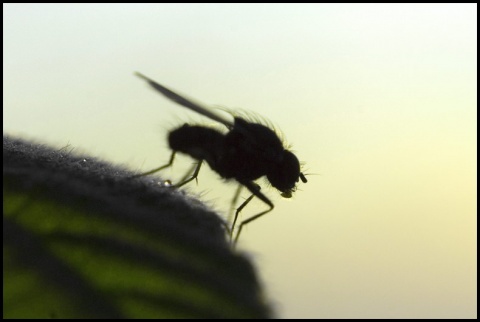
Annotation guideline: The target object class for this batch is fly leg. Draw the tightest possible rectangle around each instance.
[174,160,203,188]
[176,160,233,236]
[230,193,255,243]
[228,184,243,224]
[129,151,176,178]
[130,151,203,188]
[232,181,274,246]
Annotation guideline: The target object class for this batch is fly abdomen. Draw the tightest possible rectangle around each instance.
[168,124,225,170]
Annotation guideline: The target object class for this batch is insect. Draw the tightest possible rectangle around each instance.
[133,72,307,245]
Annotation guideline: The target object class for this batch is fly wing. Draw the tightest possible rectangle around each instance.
[135,72,234,129]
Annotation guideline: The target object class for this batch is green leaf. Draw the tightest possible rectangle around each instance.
[3,136,271,318]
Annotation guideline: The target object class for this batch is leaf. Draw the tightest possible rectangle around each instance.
[3,136,271,318]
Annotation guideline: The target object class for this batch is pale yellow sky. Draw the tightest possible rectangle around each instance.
[4,3,476,318]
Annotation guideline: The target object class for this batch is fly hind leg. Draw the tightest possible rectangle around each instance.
[175,160,203,188]
[129,151,177,178]
[130,151,203,188]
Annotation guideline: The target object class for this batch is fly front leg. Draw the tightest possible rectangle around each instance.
[228,184,243,225]
[232,181,274,246]
[230,193,255,241]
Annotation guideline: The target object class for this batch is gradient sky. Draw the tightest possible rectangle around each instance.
[4,4,476,318]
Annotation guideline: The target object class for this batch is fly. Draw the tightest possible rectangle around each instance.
[133,72,307,245]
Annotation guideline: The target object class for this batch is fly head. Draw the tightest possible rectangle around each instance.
[267,149,307,198]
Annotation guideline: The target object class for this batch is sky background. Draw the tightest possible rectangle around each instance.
[4,4,476,318]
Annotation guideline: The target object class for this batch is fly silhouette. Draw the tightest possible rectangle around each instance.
[133,72,307,245]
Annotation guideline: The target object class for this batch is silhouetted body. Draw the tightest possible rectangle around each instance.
[169,118,304,196]
[134,72,307,245]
